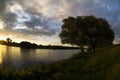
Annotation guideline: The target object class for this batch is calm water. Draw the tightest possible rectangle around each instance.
[0,45,79,69]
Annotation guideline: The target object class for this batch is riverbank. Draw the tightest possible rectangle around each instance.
[0,44,120,80]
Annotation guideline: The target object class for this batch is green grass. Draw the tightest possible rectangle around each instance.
[0,45,120,80]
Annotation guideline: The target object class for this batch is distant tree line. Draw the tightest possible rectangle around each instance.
[0,38,79,49]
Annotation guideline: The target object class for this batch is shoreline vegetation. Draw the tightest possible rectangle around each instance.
[0,44,120,80]
[0,39,79,49]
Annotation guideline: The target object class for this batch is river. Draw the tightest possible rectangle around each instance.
[0,45,79,69]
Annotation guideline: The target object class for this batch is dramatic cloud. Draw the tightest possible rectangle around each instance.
[0,0,120,44]
[0,0,7,18]
[2,1,60,37]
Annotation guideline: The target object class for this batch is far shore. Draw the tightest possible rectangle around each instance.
[0,40,79,50]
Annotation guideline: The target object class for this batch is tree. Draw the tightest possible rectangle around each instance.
[20,41,38,48]
[59,15,114,54]
[6,38,12,43]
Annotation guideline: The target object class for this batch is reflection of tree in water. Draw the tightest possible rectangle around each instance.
[20,48,36,54]
[6,46,12,54]
[2,46,12,68]
[20,48,37,68]
[6,46,12,61]
[1,46,38,69]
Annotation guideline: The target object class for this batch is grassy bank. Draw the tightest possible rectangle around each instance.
[0,45,120,80]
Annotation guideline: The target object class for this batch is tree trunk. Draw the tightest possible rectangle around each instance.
[88,35,96,53]
[91,40,96,53]
[80,45,86,55]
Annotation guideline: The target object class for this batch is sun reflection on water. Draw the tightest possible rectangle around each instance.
[0,45,2,64]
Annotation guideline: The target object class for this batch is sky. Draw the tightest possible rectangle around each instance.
[0,0,120,45]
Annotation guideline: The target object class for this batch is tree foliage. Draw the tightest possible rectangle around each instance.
[6,38,12,43]
[59,15,114,53]
[20,41,38,48]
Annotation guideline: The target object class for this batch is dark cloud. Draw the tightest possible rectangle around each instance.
[15,28,56,36]
[0,0,7,17]
[23,15,57,36]
[3,12,17,28]
[25,7,42,16]
[24,16,44,29]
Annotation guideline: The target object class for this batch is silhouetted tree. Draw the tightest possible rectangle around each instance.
[59,15,114,53]
[20,41,38,48]
[6,38,12,43]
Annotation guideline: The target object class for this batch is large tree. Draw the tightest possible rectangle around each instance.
[59,15,114,53]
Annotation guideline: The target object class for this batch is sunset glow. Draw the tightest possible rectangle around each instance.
[0,36,7,40]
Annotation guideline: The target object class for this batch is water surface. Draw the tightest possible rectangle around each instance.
[0,45,79,69]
